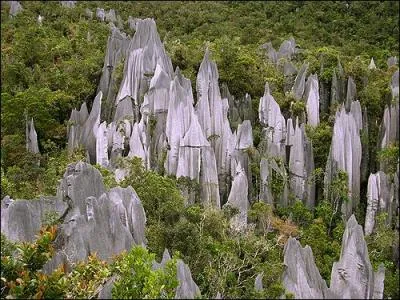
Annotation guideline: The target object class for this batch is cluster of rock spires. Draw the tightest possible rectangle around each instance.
[1,162,201,299]
[4,4,399,299]
[280,215,385,299]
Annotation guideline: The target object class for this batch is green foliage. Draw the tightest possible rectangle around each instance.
[112,246,178,299]
[65,254,111,299]
[305,122,332,171]
[366,213,399,299]
[1,225,59,299]
[119,157,184,226]
[377,143,399,174]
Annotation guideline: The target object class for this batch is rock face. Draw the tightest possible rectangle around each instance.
[368,58,377,70]
[282,215,385,299]
[60,1,76,8]
[292,62,309,100]
[379,102,399,154]
[79,91,103,164]
[26,118,40,154]
[324,104,362,219]
[305,74,320,127]
[329,215,385,299]
[175,259,202,299]
[223,163,248,231]
[283,237,330,299]
[391,70,399,100]
[116,18,173,121]
[288,120,315,207]
[258,83,286,159]
[9,1,23,17]
[1,196,67,242]
[1,162,147,274]
[97,25,129,122]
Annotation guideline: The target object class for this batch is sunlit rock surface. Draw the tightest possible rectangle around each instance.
[324,104,362,219]
[1,196,67,242]
[60,1,76,8]
[283,237,330,299]
[97,25,129,121]
[368,58,377,70]
[80,91,103,164]
[224,163,248,231]
[329,215,385,299]
[364,171,391,236]
[9,1,23,17]
[0,162,147,273]
[26,118,40,154]
[305,74,320,127]
[289,120,315,207]
[291,62,308,100]
[283,215,385,299]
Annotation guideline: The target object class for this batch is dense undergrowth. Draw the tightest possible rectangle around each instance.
[1,1,399,299]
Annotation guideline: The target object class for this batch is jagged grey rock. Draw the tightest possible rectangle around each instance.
[260,158,273,205]
[165,75,195,175]
[60,1,76,8]
[175,259,201,299]
[95,121,109,167]
[278,37,297,60]
[200,146,221,208]
[108,186,147,246]
[96,8,106,22]
[128,16,140,30]
[195,48,227,180]
[224,163,248,231]
[305,74,320,127]
[324,104,362,219]
[176,113,208,180]
[387,56,398,68]
[80,91,102,164]
[345,76,357,112]
[9,1,23,17]
[57,161,106,215]
[289,121,315,207]
[368,58,376,70]
[128,118,149,168]
[116,18,173,116]
[255,273,263,292]
[379,102,399,165]
[97,25,129,122]
[67,102,89,154]
[364,171,392,236]
[291,62,308,100]
[1,196,67,242]
[360,107,369,182]
[391,69,399,100]
[26,118,40,154]
[261,42,278,64]
[259,83,286,159]
[105,9,117,23]
[329,215,385,299]
[283,237,330,299]
[97,275,119,299]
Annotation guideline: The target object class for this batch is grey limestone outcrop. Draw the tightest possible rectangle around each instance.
[283,237,330,299]
[9,1,23,17]
[305,74,320,127]
[283,215,385,299]
[324,104,362,219]
[329,215,385,299]
[26,118,40,154]
[1,162,147,274]
[364,171,392,236]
